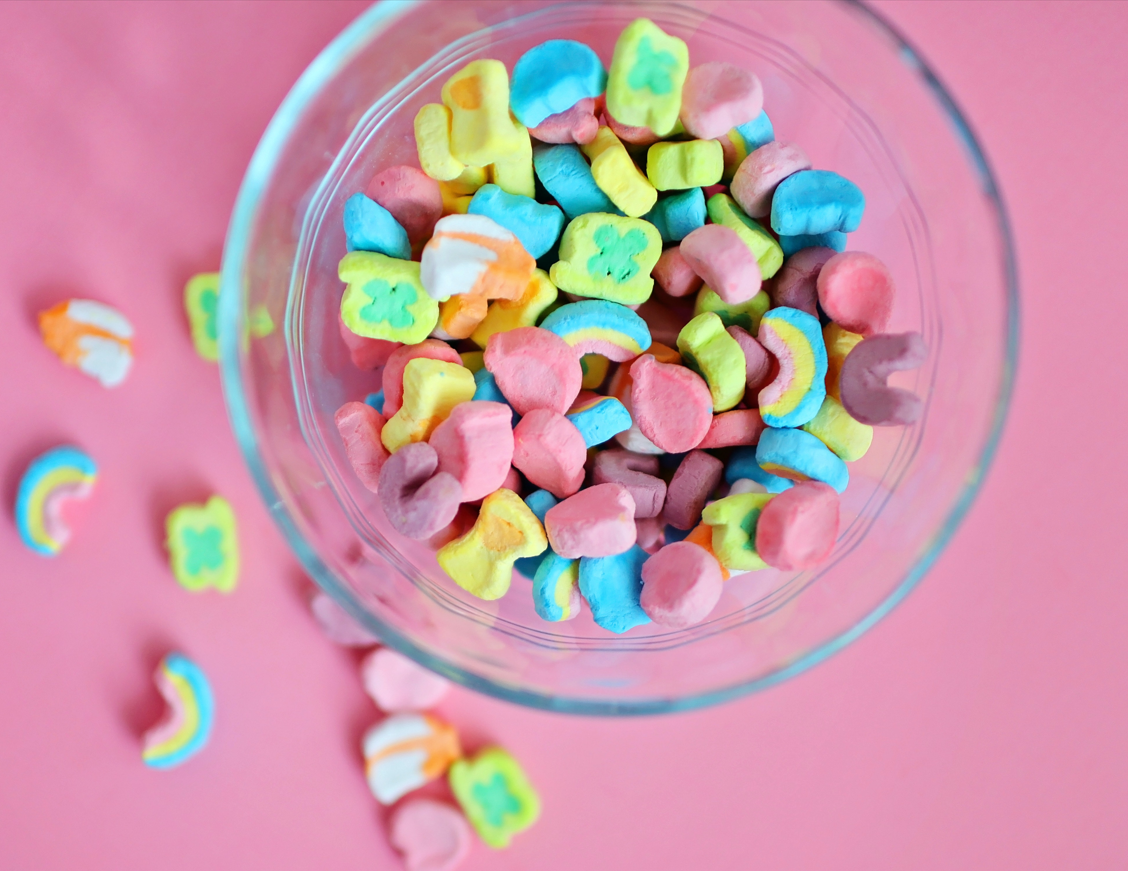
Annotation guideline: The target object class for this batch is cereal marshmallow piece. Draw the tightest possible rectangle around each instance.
[549,213,662,305]
[378,442,464,540]
[839,332,927,426]
[421,213,536,303]
[823,322,865,401]
[383,340,463,417]
[441,60,526,168]
[651,246,703,297]
[582,126,658,218]
[801,395,873,462]
[816,250,896,337]
[756,426,849,494]
[628,352,713,453]
[644,186,706,243]
[510,39,607,128]
[606,18,690,137]
[677,312,746,412]
[529,97,600,145]
[532,144,619,220]
[363,713,462,805]
[639,541,724,628]
[470,269,558,349]
[365,165,444,248]
[39,298,134,388]
[437,488,548,600]
[694,287,771,334]
[388,798,472,871]
[512,409,587,498]
[335,401,389,493]
[757,306,828,428]
[730,141,812,219]
[578,545,652,634]
[679,62,764,141]
[343,192,411,260]
[591,449,667,518]
[706,193,784,280]
[725,445,794,495]
[697,408,766,449]
[513,489,559,580]
[184,273,221,361]
[339,251,437,344]
[540,299,652,362]
[680,224,762,305]
[754,481,840,571]
[565,393,633,448]
[726,324,774,395]
[532,552,582,622]
[484,326,582,416]
[488,116,536,198]
[166,496,239,593]
[544,483,637,559]
[430,400,515,502]
[772,246,837,316]
[771,169,866,236]
[779,231,848,259]
[381,358,476,453]
[467,184,565,259]
[15,446,97,557]
[700,492,774,571]
[141,653,215,769]
[646,140,724,191]
[449,747,540,849]
[414,103,465,182]
[664,449,725,531]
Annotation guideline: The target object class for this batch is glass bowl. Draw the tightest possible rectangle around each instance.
[218,0,1018,714]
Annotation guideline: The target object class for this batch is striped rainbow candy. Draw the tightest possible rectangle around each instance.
[757,306,828,428]
[39,299,133,388]
[539,299,652,362]
[532,553,581,622]
[142,653,214,769]
[420,214,535,303]
[16,446,97,556]
[362,713,462,805]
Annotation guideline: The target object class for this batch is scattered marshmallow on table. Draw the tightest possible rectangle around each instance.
[361,648,451,713]
[39,298,134,387]
[363,713,462,805]
[389,798,472,871]
[449,747,540,849]
[165,496,239,593]
[142,653,215,769]
[15,446,97,557]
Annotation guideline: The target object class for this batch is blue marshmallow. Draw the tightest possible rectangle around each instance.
[510,40,607,128]
[565,396,633,448]
[724,445,794,493]
[364,389,385,415]
[467,184,565,259]
[515,489,559,580]
[533,144,619,220]
[645,187,706,243]
[756,427,849,494]
[779,230,848,258]
[343,193,410,259]
[733,111,774,152]
[770,170,865,236]
[578,546,651,634]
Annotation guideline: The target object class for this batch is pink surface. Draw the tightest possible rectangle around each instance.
[0,2,1126,869]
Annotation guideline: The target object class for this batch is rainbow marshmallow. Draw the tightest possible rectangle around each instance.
[39,299,133,388]
[15,446,97,556]
[363,713,462,805]
[142,653,215,769]
[757,306,828,428]
[539,300,652,362]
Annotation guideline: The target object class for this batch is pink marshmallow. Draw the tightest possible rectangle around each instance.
[338,312,402,370]
[726,325,775,396]
[696,409,766,448]
[361,647,452,713]
[383,339,463,417]
[529,97,600,144]
[511,408,586,498]
[730,141,813,218]
[429,400,514,502]
[839,332,927,426]
[651,246,705,298]
[635,515,666,554]
[378,441,463,540]
[335,401,390,492]
[365,165,443,247]
[816,251,896,336]
[629,354,713,453]
[664,450,725,530]
[310,591,379,647]
[640,541,725,628]
[755,481,840,570]
[591,448,667,518]
[483,326,582,416]
[544,482,637,558]
[679,62,764,141]
[680,224,762,304]
[772,247,836,316]
[388,798,473,871]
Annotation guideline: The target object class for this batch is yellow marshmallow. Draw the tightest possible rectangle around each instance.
[446,165,489,196]
[646,140,724,190]
[438,183,474,215]
[706,193,784,280]
[581,126,658,218]
[581,353,610,389]
[459,351,485,373]
[693,287,770,334]
[415,103,465,182]
[437,488,548,600]
[701,493,774,572]
[823,323,864,401]
[676,312,746,412]
[381,358,476,453]
[605,18,689,137]
[470,269,559,349]
[802,395,873,462]
[489,117,535,198]
[442,60,525,167]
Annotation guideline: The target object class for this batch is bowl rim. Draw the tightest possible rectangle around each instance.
[218,0,1020,716]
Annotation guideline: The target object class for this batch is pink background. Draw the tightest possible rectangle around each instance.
[1,2,1125,868]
